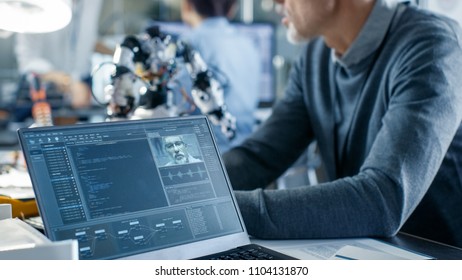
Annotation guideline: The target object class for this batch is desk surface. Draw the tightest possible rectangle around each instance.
[253,232,462,260]
[382,232,462,260]
[2,214,462,260]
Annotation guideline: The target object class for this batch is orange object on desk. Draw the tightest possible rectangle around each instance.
[0,196,38,218]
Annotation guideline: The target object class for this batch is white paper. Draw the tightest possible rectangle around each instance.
[0,166,34,199]
[0,167,33,189]
[331,245,408,260]
[252,237,432,260]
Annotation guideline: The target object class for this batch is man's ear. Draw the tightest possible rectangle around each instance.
[181,0,194,24]
[182,0,194,14]
[227,2,238,20]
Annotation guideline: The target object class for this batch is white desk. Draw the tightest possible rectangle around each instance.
[0,204,78,260]
[252,233,462,260]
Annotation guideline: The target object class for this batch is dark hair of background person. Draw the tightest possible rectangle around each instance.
[188,0,236,18]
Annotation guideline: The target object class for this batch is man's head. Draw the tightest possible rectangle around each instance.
[164,135,189,164]
[274,0,375,55]
[274,0,337,44]
[181,0,237,27]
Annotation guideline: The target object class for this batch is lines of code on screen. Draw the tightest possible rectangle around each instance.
[69,139,168,219]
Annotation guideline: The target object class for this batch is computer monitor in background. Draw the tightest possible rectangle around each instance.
[150,21,276,107]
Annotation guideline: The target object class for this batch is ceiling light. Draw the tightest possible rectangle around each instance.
[0,0,72,33]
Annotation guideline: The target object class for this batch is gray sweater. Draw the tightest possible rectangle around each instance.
[223,1,462,247]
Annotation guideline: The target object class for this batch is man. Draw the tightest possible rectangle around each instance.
[163,135,201,166]
[180,0,261,152]
[223,0,462,248]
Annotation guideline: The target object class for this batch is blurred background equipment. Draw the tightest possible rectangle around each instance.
[14,0,104,113]
[26,73,53,127]
[0,0,73,147]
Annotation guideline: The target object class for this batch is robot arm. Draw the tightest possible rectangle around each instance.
[177,41,236,140]
[103,35,148,119]
[104,65,136,118]
[97,26,236,139]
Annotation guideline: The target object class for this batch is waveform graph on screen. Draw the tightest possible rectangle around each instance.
[161,163,208,185]
[159,162,216,205]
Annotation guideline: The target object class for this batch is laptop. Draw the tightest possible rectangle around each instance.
[17,115,296,260]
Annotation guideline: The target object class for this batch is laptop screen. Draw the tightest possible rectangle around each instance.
[18,116,245,259]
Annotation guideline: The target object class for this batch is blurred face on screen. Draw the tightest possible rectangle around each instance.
[164,136,189,164]
[274,0,336,44]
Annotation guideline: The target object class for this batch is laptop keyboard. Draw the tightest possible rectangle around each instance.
[194,244,297,260]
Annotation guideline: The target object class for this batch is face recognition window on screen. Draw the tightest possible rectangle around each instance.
[151,21,276,105]
[21,117,243,259]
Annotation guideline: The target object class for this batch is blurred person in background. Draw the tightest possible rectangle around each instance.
[180,0,261,152]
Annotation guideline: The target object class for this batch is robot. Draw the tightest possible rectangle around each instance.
[93,26,236,140]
